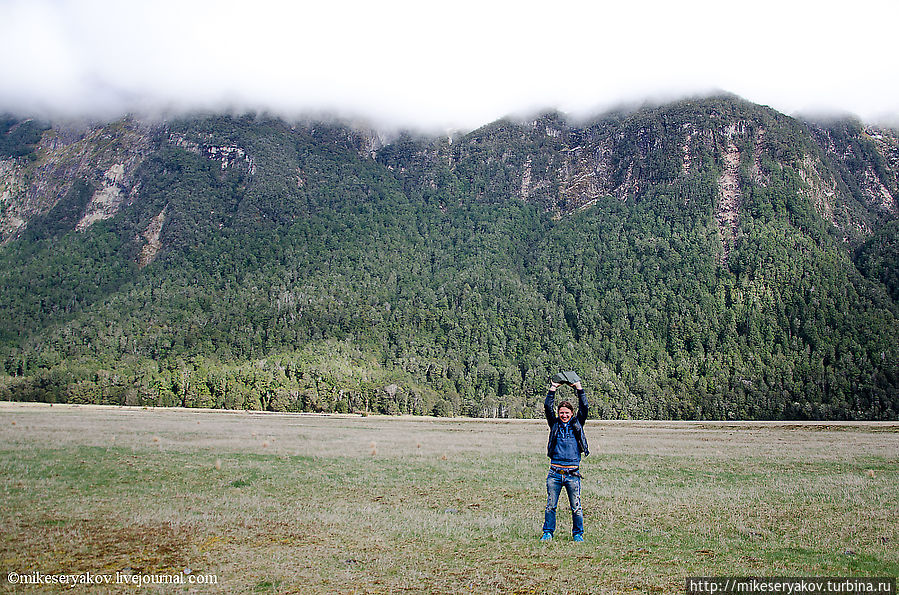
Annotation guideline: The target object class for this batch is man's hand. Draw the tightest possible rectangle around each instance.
[572,381,582,390]
[549,382,561,391]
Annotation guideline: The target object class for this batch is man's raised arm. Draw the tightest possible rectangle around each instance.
[544,382,560,427]
[574,381,588,425]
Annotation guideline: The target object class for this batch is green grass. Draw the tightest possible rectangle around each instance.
[1,403,897,593]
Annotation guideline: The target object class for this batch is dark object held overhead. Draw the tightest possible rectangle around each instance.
[551,371,581,385]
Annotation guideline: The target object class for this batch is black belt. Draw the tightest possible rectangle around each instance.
[550,466,581,477]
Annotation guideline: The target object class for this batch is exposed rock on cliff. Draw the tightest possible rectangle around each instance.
[0,118,159,243]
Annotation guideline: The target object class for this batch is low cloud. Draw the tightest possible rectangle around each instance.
[2,0,897,130]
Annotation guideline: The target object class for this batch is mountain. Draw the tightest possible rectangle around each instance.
[1,96,897,419]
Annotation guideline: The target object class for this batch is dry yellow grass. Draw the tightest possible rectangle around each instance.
[1,402,897,593]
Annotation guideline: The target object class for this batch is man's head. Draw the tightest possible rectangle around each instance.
[558,401,574,423]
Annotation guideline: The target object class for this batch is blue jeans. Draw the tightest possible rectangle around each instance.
[542,468,584,537]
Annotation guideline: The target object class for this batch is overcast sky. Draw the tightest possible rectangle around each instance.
[1,0,897,131]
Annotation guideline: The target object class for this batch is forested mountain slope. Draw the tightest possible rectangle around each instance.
[1,97,896,419]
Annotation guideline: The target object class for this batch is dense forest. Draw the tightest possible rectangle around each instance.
[0,97,897,419]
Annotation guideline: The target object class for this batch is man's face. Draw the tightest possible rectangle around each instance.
[558,407,572,423]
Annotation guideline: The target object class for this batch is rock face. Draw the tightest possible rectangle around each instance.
[386,99,897,252]
[716,140,742,264]
[138,206,167,267]
[0,118,159,243]
[168,132,256,173]
[806,121,899,237]
[1,96,897,258]
[0,158,27,238]
[76,163,127,230]
[858,128,898,215]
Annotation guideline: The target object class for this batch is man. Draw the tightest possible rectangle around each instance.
[541,371,589,542]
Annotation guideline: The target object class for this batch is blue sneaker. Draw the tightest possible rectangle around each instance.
[540,532,553,541]
[573,534,585,542]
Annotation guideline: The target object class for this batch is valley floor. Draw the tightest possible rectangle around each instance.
[1,403,897,593]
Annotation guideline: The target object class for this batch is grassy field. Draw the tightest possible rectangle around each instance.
[0,402,897,593]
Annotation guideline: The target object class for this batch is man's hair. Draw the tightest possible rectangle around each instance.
[558,401,574,413]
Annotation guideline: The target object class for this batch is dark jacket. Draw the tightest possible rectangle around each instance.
[545,388,589,459]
